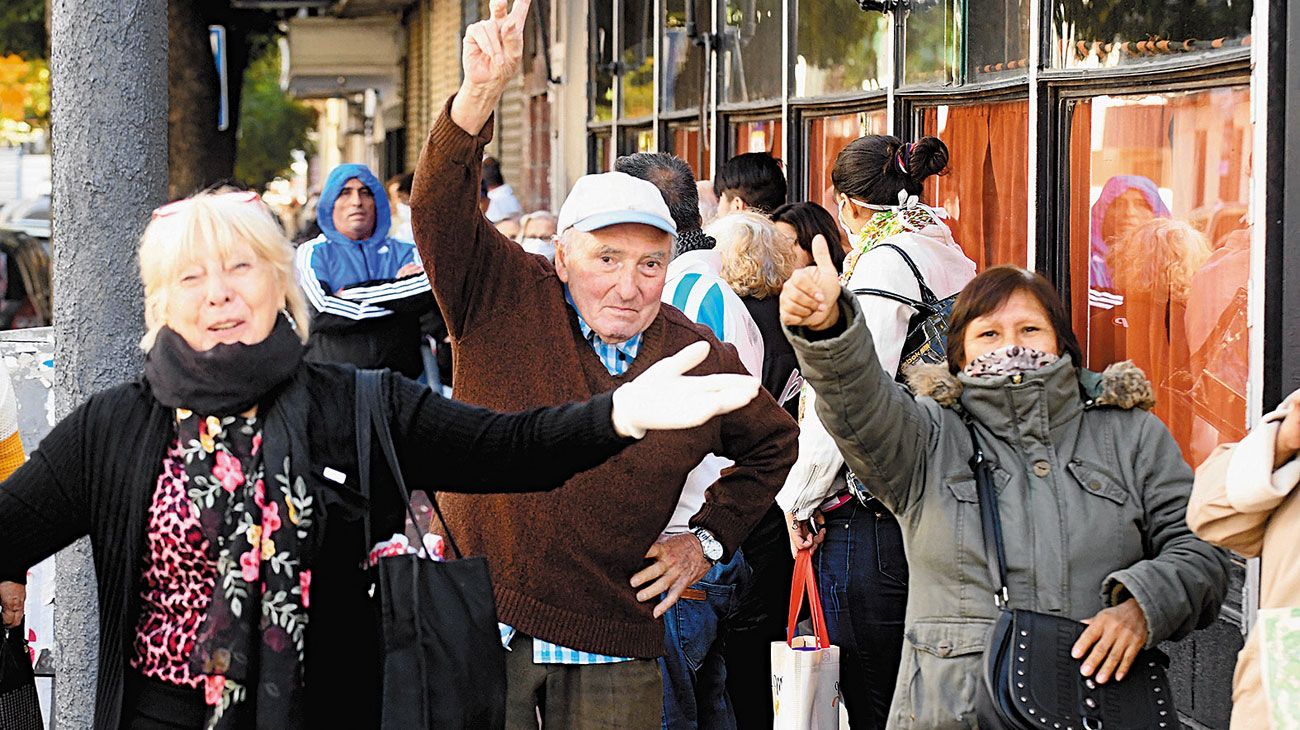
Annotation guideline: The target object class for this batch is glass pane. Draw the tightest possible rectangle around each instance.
[621,0,655,119]
[721,0,783,103]
[793,1,889,96]
[591,2,614,122]
[1053,0,1252,69]
[620,126,655,155]
[662,0,711,113]
[918,101,1030,269]
[902,0,960,86]
[806,111,889,214]
[670,123,712,180]
[967,0,1030,81]
[733,119,783,158]
[591,130,614,173]
[1069,87,1253,465]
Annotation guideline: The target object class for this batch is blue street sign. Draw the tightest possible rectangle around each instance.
[209,25,229,132]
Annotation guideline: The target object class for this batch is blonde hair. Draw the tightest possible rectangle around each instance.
[710,211,795,299]
[138,191,309,351]
[1107,217,1211,302]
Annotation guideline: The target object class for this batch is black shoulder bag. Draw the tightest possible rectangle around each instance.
[0,623,41,730]
[355,370,506,730]
[962,417,1177,730]
[851,242,958,381]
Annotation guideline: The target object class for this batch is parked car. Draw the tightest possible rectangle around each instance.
[0,194,52,328]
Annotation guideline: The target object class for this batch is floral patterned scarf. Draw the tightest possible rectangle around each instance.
[963,345,1060,379]
[177,407,314,729]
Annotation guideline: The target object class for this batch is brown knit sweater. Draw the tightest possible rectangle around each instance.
[411,99,798,658]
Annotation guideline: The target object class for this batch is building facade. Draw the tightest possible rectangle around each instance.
[284,0,1300,726]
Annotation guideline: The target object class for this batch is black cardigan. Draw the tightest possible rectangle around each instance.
[0,362,627,729]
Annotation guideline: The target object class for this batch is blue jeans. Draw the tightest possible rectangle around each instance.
[659,549,750,730]
[814,500,908,730]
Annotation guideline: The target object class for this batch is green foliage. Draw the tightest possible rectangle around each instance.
[234,43,316,191]
[0,0,46,60]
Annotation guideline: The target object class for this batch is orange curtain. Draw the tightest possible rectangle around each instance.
[922,101,1029,270]
[1068,100,1093,345]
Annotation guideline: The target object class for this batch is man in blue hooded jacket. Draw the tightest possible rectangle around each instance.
[295,163,438,378]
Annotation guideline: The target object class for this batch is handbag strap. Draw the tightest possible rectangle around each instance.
[354,369,464,560]
[960,412,1011,608]
[785,549,830,649]
[864,243,941,306]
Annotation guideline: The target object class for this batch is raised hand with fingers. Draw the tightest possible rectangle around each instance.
[779,234,843,331]
[453,0,533,133]
[611,341,761,439]
[462,0,531,88]
[1273,387,1300,468]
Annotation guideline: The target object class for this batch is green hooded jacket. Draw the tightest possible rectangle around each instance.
[787,291,1230,729]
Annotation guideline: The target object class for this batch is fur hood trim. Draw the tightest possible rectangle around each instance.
[903,360,1156,411]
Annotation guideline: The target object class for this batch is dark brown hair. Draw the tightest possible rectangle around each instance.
[770,201,847,271]
[945,266,1083,373]
[831,135,948,206]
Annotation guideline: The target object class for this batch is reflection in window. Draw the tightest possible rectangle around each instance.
[621,0,655,119]
[732,119,783,158]
[918,101,1029,269]
[621,126,655,155]
[1053,0,1252,69]
[591,130,614,173]
[721,0,783,103]
[671,123,711,180]
[967,0,1030,81]
[591,2,614,121]
[1069,88,1252,466]
[806,111,888,214]
[793,2,889,96]
[902,0,960,85]
[662,0,710,113]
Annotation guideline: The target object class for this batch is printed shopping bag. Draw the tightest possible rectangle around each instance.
[771,549,841,730]
[1259,607,1300,730]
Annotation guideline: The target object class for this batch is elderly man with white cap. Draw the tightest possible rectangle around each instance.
[409,0,797,727]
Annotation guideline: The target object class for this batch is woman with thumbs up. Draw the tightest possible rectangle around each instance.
[775,135,976,727]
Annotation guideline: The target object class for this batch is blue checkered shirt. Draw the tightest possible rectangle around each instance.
[496,287,639,664]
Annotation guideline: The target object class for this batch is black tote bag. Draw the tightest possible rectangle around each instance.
[355,369,507,730]
[0,624,42,730]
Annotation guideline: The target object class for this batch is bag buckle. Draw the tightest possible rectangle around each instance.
[1082,718,1103,730]
[994,586,1009,609]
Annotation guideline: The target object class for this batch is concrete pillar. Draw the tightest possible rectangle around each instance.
[49,1,167,726]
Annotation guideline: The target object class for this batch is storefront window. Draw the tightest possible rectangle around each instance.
[793,2,889,96]
[621,0,655,119]
[732,118,783,158]
[902,0,960,86]
[591,129,614,173]
[670,123,711,180]
[721,0,783,103]
[621,126,655,155]
[968,0,1030,81]
[1052,0,1252,69]
[662,0,711,112]
[591,2,614,122]
[918,101,1030,269]
[1068,87,1252,465]
[805,110,888,214]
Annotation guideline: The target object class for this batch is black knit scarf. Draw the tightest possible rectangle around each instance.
[674,228,716,256]
[145,315,304,417]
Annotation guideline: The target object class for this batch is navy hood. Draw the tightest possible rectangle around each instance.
[316,163,392,246]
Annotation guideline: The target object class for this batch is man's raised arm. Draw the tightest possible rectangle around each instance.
[410,0,535,340]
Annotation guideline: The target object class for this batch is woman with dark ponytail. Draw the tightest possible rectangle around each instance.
[776,134,976,727]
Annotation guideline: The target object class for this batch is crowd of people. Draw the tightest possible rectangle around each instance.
[0,0,1293,729]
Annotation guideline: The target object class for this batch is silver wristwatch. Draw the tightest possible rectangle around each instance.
[689,527,724,564]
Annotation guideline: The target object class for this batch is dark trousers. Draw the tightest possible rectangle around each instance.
[121,673,207,730]
[504,633,663,730]
[813,500,908,729]
[723,505,795,730]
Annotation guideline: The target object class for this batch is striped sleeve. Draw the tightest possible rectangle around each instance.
[0,372,24,481]
[294,239,402,321]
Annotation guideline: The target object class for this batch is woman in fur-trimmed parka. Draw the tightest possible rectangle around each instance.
[779,261,1231,729]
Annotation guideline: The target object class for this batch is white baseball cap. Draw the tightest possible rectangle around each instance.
[557,172,678,236]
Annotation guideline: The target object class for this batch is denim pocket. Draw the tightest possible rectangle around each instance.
[874,515,909,587]
[671,581,736,671]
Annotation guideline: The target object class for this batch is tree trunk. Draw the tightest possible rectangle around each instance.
[168,0,221,199]
[49,1,167,726]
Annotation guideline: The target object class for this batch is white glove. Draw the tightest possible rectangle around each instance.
[611,341,761,439]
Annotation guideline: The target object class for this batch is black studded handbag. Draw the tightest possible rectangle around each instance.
[0,623,42,730]
[961,417,1177,730]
